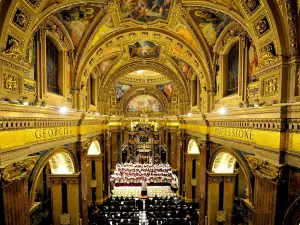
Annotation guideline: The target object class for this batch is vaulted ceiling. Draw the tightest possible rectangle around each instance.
[0,0,298,113]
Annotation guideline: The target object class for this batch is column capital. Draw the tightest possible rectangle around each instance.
[79,139,91,152]
[105,132,112,140]
[206,171,238,183]
[1,156,38,185]
[245,155,280,182]
[48,172,81,185]
[87,154,104,162]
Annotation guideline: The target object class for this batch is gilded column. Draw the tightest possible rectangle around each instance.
[199,142,208,225]
[65,173,80,225]
[49,176,63,225]
[170,130,178,170]
[78,140,89,224]
[0,157,37,225]
[105,132,112,197]
[111,131,117,169]
[87,159,92,203]
[95,155,104,204]
[177,132,184,197]
[207,173,222,225]
[246,156,280,225]
[184,154,193,203]
[223,175,237,225]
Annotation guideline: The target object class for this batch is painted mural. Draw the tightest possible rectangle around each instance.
[115,83,132,101]
[172,20,198,49]
[120,0,172,22]
[248,40,258,82]
[89,16,117,50]
[127,95,162,112]
[157,83,172,100]
[57,5,102,47]
[189,9,230,50]
[129,41,160,58]
[98,56,117,74]
[25,37,36,80]
[173,58,191,77]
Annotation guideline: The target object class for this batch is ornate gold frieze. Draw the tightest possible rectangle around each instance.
[258,41,280,68]
[1,156,38,184]
[239,0,261,16]
[254,14,271,37]
[2,67,23,94]
[247,82,259,100]
[209,119,286,132]
[260,74,279,97]
[11,4,32,32]
[23,79,36,95]
[2,35,24,62]
[245,155,279,181]
[0,118,78,131]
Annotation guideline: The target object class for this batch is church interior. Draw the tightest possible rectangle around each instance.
[0,0,300,224]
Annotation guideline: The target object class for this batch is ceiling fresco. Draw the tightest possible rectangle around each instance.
[56,5,103,47]
[157,83,172,100]
[189,8,231,50]
[129,41,161,59]
[127,94,162,112]
[120,0,172,22]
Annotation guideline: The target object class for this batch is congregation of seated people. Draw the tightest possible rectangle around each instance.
[89,196,198,225]
[146,196,198,225]
[89,196,140,225]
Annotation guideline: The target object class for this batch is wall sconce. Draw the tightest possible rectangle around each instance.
[20,97,29,106]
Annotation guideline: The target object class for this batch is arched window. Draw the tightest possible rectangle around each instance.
[227,44,239,95]
[46,37,60,94]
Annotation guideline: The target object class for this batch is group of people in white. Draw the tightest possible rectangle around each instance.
[111,163,174,185]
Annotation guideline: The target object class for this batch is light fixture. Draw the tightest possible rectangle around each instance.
[187,112,193,117]
[254,99,260,107]
[137,70,144,74]
[96,112,100,116]
[219,107,227,115]
[58,106,68,114]
[20,97,29,106]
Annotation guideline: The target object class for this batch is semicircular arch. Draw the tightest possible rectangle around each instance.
[28,147,79,205]
[209,147,254,204]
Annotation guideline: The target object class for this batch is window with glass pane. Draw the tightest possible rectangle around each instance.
[227,44,239,95]
[46,38,59,94]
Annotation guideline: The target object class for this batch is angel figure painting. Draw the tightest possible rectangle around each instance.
[57,5,101,47]
[190,9,230,50]
[129,41,160,59]
[120,0,172,22]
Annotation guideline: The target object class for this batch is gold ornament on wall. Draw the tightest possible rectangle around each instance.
[259,43,279,67]
[2,36,24,62]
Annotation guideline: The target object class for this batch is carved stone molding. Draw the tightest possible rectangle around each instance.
[209,118,287,132]
[87,155,103,162]
[1,156,38,184]
[245,156,280,181]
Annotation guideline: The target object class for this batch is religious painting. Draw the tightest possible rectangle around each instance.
[173,58,191,77]
[57,5,102,47]
[129,41,160,58]
[127,95,162,112]
[189,9,230,50]
[99,56,117,74]
[115,83,132,101]
[120,0,172,22]
[157,83,172,100]
[172,20,198,49]
[25,36,36,80]
[248,40,258,83]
